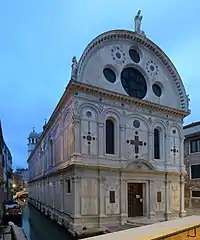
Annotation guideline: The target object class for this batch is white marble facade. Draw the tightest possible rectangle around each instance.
[28,28,190,235]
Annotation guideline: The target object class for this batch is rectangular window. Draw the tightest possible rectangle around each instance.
[157,192,161,202]
[109,191,115,203]
[191,164,200,179]
[66,179,71,194]
[190,139,200,153]
[192,191,200,198]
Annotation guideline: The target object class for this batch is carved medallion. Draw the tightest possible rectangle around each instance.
[111,45,126,65]
[133,120,140,128]
[146,60,159,76]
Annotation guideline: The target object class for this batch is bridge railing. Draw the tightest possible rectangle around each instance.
[84,216,200,240]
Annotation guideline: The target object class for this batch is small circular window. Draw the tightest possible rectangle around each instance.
[103,68,116,83]
[129,49,140,63]
[133,120,140,128]
[152,83,162,97]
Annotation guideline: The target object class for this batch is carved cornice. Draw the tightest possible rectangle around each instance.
[70,81,189,118]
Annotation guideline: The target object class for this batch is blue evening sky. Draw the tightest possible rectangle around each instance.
[0,0,200,169]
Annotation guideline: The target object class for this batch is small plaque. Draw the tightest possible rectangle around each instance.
[140,198,143,203]
[136,195,140,199]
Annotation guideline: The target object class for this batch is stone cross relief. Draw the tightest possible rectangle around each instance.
[82,125,96,155]
[126,131,147,161]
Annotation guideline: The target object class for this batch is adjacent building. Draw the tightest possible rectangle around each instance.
[184,121,200,208]
[15,168,29,189]
[0,120,13,220]
[28,13,190,235]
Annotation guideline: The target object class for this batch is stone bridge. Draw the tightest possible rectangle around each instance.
[13,190,28,200]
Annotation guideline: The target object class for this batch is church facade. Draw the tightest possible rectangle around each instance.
[28,13,190,235]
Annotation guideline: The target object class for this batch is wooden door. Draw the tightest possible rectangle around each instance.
[128,183,143,217]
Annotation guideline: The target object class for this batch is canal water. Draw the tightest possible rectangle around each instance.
[17,199,73,240]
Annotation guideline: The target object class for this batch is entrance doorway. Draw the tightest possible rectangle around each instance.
[127,183,143,217]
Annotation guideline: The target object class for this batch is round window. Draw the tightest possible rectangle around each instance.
[129,49,140,63]
[133,120,140,128]
[152,83,162,97]
[103,68,116,83]
[121,67,147,99]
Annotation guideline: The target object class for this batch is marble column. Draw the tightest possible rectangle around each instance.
[99,176,106,217]
[119,125,125,161]
[72,176,81,218]
[148,180,156,218]
[98,122,104,158]
[148,130,154,162]
[179,174,186,217]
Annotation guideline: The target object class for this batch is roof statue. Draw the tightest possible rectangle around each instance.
[134,10,146,36]
[71,56,78,80]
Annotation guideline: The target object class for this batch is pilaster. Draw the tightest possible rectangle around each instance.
[165,135,171,166]
[148,180,156,218]
[164,178,172,220]
[148,130,154,162]
[59,177,64,212]
[99,176,106,217]
[98,122,104,158]
[120,177,127,224]
[72,176,81,218]
[73,116,81,155]
[119,125,125,161]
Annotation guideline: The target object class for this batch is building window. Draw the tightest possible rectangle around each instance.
[157,192,161,202]
[66,179,71,194]
[190,139,200,153]
[106,119,115,154]
[154,128,160,159]
[109,191,115,203]
[192,191,200,198]
[191,164,200,179]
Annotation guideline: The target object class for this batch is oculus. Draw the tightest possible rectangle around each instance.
[86,111,92,118]
[103,68,116,83]
[133,120,140,128]
[129,49,140,63]
[121,67,147,99]
[152,83,162,97]
[111,45,126,64]
[146,60,159,76]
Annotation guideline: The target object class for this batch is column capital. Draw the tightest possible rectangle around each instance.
[119,125,126,130]
[99,176,106,182]
[148,130,154,135]
[98,122,104,127]
[72,176,81,183]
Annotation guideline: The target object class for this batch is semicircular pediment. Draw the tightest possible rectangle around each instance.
[76,30,188,113]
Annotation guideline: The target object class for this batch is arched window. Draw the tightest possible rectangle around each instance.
[154,128,160,159]
[106,119,115,154]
